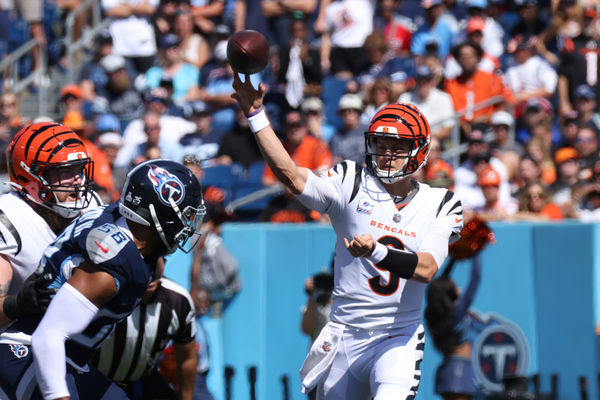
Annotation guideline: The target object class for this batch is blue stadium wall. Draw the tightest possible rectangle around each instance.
[164,221,600,400]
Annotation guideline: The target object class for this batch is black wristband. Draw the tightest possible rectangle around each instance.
[375,248,418,279]
[3,295,19,320]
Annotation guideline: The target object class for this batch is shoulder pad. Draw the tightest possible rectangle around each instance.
[86,223,131,264]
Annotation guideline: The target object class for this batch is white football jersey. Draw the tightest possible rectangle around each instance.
[0,192,102,296]
[298,161,463,330]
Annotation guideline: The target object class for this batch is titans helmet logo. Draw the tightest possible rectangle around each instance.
[147,165,185,206]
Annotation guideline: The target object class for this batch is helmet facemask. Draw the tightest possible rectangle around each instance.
[17,158,94,219]
[364,104,432,184]
[149,199,207,255]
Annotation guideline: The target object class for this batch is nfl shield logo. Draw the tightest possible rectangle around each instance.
[393,214,401,223]
[322,341,332,352]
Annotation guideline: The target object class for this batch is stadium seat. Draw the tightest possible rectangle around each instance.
[202,164,244,191]
[245,161,266,184]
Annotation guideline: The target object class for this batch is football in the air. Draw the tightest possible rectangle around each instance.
[226,30,270,74]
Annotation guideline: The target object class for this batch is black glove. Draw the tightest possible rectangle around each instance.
[3,266,57,320]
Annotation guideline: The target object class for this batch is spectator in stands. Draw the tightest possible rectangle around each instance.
[330,94,366,165]
[558,9,600,117]
[94,260,198,400]
[260,0,317,48]
[512,155,542,195]
[215,108,264,167]
[189,157,241,314]
[555,110,580,150]
[179,101,225,165]
[60,84,86,129]
[444,16,501,80]
[355,31,393,90]
[372,0,413,58]
[569,182,600,221]
[490,111,522,182]
[319,0,374,78]
[262,110,332,186]
[454,126,511,211]
[515,97,559,145]
[278,15,322,108]
[399,65,455,144]
[193,40,238,133]
[472,166,518,221]
[0,92,29,136]
[96,131,126,199]
[512,181,564,221]
[148,79,186,117]
[154,0,182,35]
[174,8,211,70]
[423,138,454,189]
[574,125,600,182]
[301,97,336,143]
[360,77,395,126]
[101,0,158,75]
[97,54,145,128]
[573,84,600,135]
[130,110,184,165]
[505,37,558,105]
[15,0,45,74]
[190,0,226,34]
[537,0,581,67]
[510,0,547,43]
[525,133,557,187]
[549,146,581,207]
[412,0,458,60]
[79,30,120,101]
[466,0,505,58]
[444,41,513,134]
[146,34,200,105]
[62,108,116,203]
[114,87,195,169]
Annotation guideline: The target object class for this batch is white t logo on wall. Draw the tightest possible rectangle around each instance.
[472,313,530,392]
[481,344,517,382]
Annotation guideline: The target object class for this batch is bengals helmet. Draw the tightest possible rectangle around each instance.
[364,103,431,183]
[8,122,94,218]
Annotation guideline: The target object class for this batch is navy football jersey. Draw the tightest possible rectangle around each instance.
[0,203,152,368]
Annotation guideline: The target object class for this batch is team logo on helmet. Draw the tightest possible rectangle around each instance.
[147,165,185,206]
[10,344,29,359]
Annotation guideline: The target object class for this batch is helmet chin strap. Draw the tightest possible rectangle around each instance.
[18,160,87,219]
[373,156,409,184]
[149,203,174,254]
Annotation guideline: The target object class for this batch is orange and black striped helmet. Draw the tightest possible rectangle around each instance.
[364,103,431,183]
[7,122,94,218]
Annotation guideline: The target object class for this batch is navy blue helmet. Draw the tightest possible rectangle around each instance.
[119,159,206,254]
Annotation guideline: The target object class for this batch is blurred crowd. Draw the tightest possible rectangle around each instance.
[1,0,600,222]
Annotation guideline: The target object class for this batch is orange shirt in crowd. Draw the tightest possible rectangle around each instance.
[263,134,333,184]
[82,138,117,200]
[444,69,514,123]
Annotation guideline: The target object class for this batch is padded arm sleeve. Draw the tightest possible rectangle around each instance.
[31,283,99,400]
[418,225,454,269]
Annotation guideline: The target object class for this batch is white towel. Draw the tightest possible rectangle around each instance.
[285,40,306,108]
[299,321,344,393]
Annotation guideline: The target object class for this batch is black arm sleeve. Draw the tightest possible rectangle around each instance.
[375,247,418,279]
